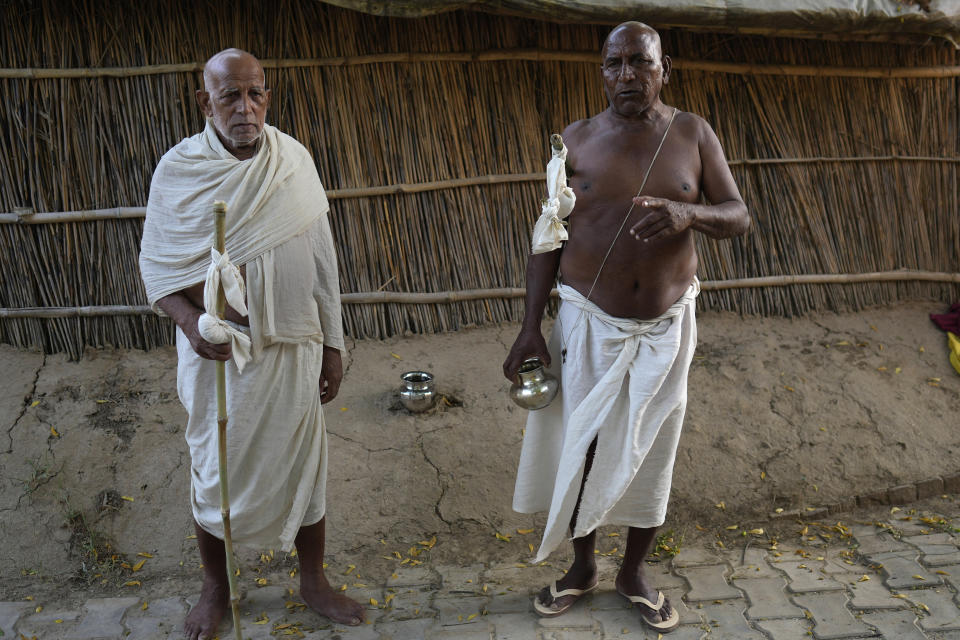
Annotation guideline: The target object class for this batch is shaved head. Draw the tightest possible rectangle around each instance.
[602,22,662,60]
[203,48,265,90]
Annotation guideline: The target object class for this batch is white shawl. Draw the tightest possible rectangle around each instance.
[139,121,325,310]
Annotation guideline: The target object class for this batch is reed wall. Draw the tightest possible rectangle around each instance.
[1,0,958,357]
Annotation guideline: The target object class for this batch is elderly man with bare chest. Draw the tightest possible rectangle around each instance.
[503,22,749,633]
[139,49,364,639]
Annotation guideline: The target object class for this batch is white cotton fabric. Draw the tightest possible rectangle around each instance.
[177,219,344,552]
[513,279,699,562]
[141,121,344,552]
[531,142,576,254]
[197,248,252,372]
[139,120,325,311]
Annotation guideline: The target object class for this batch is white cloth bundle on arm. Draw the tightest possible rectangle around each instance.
[140,120,345,552]
[196,247,252,371]
[513,279,699,562]
[531,142,576,254]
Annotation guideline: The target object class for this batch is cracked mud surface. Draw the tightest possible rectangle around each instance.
[0,300,957,602]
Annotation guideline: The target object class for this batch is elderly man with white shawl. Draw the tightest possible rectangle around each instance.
[503,23,749,634]
[139,49,364,639]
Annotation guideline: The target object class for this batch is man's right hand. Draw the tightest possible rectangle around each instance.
[157,293,233,362]
[502,329,551,382]
[185,321,233,361]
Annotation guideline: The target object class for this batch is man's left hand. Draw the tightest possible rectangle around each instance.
[629,196,694,242]
[319,345,343,404]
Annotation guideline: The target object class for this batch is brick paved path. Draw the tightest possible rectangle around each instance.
[4,512,960,639]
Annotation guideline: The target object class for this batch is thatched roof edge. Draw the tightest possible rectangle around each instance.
[318,0,960,46]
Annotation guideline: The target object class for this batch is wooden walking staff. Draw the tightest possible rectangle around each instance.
[212,200,243,640]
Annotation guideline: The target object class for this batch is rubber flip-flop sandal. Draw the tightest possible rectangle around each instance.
[533,580,599,617]
[619,589,681,632]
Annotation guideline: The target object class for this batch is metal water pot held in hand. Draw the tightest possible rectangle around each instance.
[509,358,559,410]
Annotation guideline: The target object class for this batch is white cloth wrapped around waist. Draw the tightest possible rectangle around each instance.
[531,142,576,254]
[197,247,252,372]
[179,228,340,551]
[513,279,699,562]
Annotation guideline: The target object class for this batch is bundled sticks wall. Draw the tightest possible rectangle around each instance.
[1,0,958,357]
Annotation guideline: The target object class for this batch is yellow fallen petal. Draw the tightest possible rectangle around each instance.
[124,581,140,587]
[467,613,477,621]
[121,496,135,502]
[340,584,347,591]
[912,575,925,580]
[895,367,901,374]
[256,578,268,586]
[55,619,63,623]
[253,613,269,624]
[726,525,739,530]
[370,598,378,606]
[137,552,153,558]
[95,398,108,404]
[784,386,794,392]
[35,605,43,613]
[385,594,395,604]
[344,565,355,575]
[390,353,402,360]
[858,575,870,582]
[775,508,784,513]
[340,407,348,411]
[132,559,146,572]
[936,570,950,575]
[919,603,930,612]
[50,426,59,437]
[495,532,511,542]
[141,602,148,610]
[517,528,534,535]
[760,471,766,480]
[715,502,726,510]
[893,594,907,599]
[528,543,534,553]
[749,529,764,535]
[890,507,901,513]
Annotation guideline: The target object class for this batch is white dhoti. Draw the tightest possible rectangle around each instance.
[513,279,699,562]
[140,121,344,552]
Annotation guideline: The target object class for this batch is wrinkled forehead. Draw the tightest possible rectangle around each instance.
[602,27,662,60]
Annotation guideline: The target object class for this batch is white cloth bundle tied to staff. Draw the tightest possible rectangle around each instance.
[197,247,252,371]
[531,136,576,254]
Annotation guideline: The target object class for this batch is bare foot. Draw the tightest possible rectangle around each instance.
[184,575,229,640]
[535,563,598,615]
[301,578,365,626]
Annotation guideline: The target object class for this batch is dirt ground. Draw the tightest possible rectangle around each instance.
[1,301,958,603]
